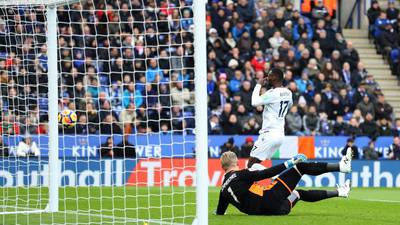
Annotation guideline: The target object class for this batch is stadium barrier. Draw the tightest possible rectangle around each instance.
[0,158,399,187]
[2,135,394,159]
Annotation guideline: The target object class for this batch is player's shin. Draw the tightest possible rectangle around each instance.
[295,162,340,176]
[296,190,339,202]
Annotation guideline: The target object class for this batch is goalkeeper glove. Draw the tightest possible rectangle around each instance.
[284,154,307,168]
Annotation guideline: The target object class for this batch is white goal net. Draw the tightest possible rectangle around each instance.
[0,0,207,224]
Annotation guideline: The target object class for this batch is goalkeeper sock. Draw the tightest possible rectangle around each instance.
[297,190,338,202]
[295,162,339,176]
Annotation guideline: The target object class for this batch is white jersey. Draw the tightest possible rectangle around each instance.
[251,84,292,134]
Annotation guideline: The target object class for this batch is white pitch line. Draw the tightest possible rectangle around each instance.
[0,206,188,225]
[64,210,188,225]
[354,198,400,203]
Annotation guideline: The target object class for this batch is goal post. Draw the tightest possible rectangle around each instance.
[193,0,208,224]
[46,3,59,213]
[0,0,209,224]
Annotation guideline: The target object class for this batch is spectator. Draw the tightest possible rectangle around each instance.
[387,0,399,21]
[346,117,362,136]
[223,114,242,134]
[293,17,313,42]
[311,0,329,21]
[16,136,40,157]
[393,118,400,136]
[251,50,266,72]
[229,70,244,93]
[303,105,320,136]
[220,137,240,157]
[236,0,255,23]
[356,95,375,118]
[295,70,313,94]
[285,105,303,135]
[240,137,254,158]
[210,82,230,111]
[209,114,222,134]
[100,114,122,134]
[367,1,381,28]
[100,137,114,158]
[351,62,367,88]
[114,135,136,158]
[327,96,344,120]
[119,103,136,125]
[378,118,393,136]
[375,94,393,120]
[0,136,9,157]
[236,104,249,127]
[145,58,162,83]
[342,42,359,70]
[342,138,359,159]
[239,81,253,112]
[333,115,348,135]
[363,140,381,160]
[232,19,248,41]
[269,31,284,50]
[319,112,333,135]
[380,23,398,60]
[171,81,194,108]
[360,113,379,138]
[243,117,260,135]
[123,82,143,109]
[374,11,390,39]
[388,136,400,160]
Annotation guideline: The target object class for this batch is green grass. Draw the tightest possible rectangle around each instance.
[0,187,399,224]
[209,187,400,225]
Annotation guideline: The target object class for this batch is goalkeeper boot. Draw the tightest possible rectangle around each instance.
[337,179,351,198]
[339,147,352,173]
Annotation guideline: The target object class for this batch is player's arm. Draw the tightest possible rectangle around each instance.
[215,191,229,215]
[251,84,274,106]
[239,163,287,182]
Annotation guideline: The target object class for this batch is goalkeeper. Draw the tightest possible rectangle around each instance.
[215,149,352,216]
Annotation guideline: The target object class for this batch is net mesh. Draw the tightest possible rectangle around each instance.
[0,0,197,224]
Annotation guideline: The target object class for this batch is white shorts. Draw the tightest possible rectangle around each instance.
[250,131,284,160]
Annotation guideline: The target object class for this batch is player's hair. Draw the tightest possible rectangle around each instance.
[267,68,284,82]
[220,151,238,170]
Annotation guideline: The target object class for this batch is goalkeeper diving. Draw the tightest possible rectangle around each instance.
[215,148,352,216]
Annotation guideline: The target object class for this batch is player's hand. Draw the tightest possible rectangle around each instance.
[257,77,266,85]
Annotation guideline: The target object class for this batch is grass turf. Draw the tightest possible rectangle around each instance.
[0,187,399,224]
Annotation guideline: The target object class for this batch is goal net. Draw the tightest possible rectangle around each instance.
[0,0,207,224]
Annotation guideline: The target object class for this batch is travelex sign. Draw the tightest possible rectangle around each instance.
[0,159,399,187]
[2,135,394,159]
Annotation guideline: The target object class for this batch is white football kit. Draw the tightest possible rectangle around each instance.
[250,84,292,160]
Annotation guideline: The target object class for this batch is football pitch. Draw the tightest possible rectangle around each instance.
[0,187,399,225]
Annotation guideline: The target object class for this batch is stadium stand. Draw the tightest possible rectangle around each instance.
[0,0,398,138]
[207,0,395,137]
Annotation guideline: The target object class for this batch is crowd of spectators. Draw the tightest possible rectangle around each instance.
[207,0,395,138]
[0,0,397,139]
[368,0,400,76]
[0,0,196,136]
